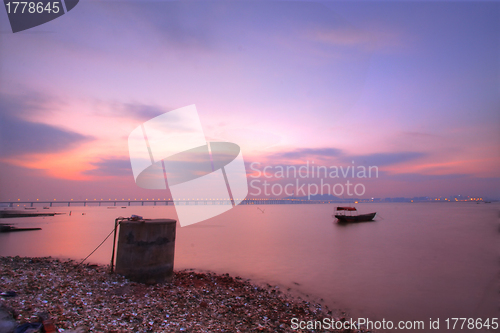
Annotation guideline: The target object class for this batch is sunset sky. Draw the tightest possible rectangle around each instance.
[0,1,499,201]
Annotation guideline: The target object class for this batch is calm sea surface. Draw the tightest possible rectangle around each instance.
[1,202,498,332]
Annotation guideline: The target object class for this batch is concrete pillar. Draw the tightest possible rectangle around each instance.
[115,219,177,284]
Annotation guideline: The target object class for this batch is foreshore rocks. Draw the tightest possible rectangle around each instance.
[1,256,368,332]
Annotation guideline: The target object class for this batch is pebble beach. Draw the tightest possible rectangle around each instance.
[0,256,369,333]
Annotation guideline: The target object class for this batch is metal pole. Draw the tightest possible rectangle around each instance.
[110,218,120,273]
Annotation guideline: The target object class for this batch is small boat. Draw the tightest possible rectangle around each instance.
[333,206,376,223]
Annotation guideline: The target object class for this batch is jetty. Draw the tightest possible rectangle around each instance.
[0,225,42,232]
[0,210,60,219]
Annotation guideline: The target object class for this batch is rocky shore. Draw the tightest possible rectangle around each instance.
[1,256,368,332]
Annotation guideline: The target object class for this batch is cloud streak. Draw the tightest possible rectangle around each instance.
[0,94,91,157]
[269,147,426,167]
[84,158,132,177]
[350,152,426,167]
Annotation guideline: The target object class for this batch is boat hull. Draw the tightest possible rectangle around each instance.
[335,212,376,223]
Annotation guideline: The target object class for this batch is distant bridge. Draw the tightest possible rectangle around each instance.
[0,198,336,208]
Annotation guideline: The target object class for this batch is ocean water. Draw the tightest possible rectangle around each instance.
[1,202,498,332]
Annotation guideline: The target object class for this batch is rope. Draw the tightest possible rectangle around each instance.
[77,226,117,266]
[76,216,134,269]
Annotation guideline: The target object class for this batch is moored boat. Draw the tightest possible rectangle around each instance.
[333,207,376,223]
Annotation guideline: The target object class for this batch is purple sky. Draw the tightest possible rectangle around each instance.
[0,1,499,201]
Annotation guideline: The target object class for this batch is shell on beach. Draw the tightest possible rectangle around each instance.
[0,257,367,333]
